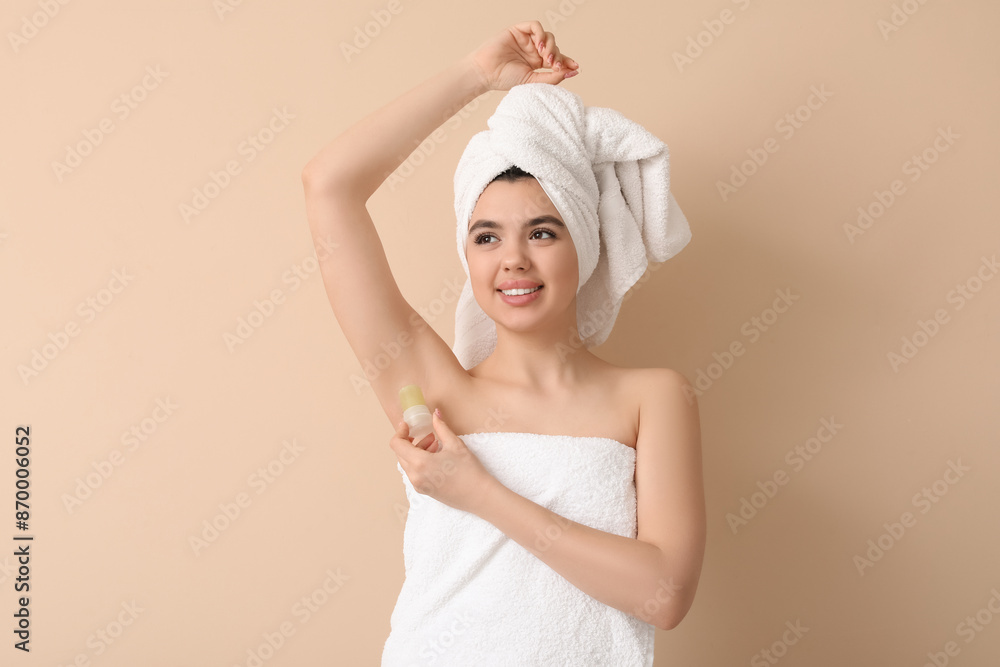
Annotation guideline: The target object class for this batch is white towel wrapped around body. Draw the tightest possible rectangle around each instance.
[381,431,655,666]
[452,82,692,371]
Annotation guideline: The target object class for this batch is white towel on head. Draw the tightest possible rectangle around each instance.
[451,82,692,371]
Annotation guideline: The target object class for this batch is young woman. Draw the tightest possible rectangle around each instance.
[302,20,705,665]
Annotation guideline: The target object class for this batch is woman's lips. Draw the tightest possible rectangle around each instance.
[497,285,543,305]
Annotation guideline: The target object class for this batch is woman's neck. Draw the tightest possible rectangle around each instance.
[470,345,605,392]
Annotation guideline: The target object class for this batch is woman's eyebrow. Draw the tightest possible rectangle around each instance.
[468,215,565,235]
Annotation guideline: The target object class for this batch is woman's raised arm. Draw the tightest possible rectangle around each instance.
[298,56,486,428]
[299,22,579,430]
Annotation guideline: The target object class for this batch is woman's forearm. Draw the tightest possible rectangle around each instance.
[473,479,692,631]
[303,55,489,196]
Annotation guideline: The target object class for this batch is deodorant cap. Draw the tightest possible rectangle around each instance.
[398,384,426,411]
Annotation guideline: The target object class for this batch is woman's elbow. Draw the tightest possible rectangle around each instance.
[648,577,699,631]
[301,160,334,192]
[657,606,687,632]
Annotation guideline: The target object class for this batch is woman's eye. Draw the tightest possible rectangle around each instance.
[474,229,556,245]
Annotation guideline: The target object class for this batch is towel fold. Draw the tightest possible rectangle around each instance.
[452,83,692,370]
[382,432,655,666]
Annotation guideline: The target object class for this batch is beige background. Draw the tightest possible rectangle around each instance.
[3,0,999,665]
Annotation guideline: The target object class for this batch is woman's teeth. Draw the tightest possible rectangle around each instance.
[500,286,541,296]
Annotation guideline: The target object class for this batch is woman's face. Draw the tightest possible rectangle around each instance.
[465,177,578,332]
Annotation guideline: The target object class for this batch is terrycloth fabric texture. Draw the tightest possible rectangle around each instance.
[452,82,692,370]
[382,431,656,666]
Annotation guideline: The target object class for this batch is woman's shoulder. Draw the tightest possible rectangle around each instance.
[600,363,696,411]
[600,360,692,386]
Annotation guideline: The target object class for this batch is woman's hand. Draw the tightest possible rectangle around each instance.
[466,20,579,92]
[390,408,497,516]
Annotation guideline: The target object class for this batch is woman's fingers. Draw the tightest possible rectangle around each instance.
[491,21,579,87]
[517,21,549,65]
[415,432,436,450]
[537,31,558,67]
[395,420,420,447]
[547,42,559,67]
[514,20,545,52]
[535,30,577,75]
[389,422,410,460]
[536,32,549,62]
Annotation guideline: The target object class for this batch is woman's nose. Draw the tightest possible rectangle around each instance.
[501,243,530,270]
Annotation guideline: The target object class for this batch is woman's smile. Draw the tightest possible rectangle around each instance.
[498,284,544,305]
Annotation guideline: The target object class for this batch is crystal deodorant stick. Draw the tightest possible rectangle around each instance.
[399,384,433,444]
